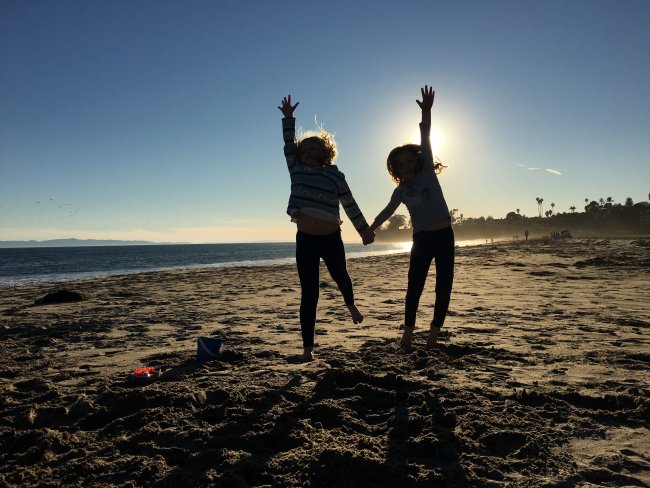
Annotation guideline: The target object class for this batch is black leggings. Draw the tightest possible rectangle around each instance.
[405,226,455,329]
[296,230,355,348]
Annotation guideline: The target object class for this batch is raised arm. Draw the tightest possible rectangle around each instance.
[416,85,434,163]
[278,95,300,170]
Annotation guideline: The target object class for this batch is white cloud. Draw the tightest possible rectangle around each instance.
[518,163,561,175]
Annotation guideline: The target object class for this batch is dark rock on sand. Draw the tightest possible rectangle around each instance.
[34,290,83,305]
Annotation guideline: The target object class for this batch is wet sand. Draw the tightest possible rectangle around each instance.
[1,238,649,486]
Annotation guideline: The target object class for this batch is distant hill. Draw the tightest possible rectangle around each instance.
[0,238,165,248]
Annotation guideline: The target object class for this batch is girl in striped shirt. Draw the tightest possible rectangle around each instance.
[278,95,374,362]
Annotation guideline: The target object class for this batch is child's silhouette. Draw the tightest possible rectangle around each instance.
[279,95,374,361]
[369,86,455,351]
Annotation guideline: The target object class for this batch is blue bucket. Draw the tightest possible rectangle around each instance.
[196,336,222,361]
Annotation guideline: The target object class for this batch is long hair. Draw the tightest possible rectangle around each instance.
[386,144,447,184]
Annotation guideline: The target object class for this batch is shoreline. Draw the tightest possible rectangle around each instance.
[0,235,572,289]
[0,237,494,289]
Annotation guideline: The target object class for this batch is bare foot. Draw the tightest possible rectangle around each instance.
[426,325,441,349]
[399,326,415,352]
[347,304,363,324]
[301,347,314,362]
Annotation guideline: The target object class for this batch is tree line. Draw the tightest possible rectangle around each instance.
[375,194,650,241]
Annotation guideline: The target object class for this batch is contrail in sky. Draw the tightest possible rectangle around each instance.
[517,164,562,175]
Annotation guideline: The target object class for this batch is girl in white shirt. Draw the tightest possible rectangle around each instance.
[369,86,455,351]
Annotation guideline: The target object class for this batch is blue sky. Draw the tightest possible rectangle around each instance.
[1,0,649,243]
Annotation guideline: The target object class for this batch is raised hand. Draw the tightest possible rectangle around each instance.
[416,85,435,111]
[278,95,299,118]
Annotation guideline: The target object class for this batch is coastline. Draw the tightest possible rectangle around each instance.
[0,237,523,289]
[1,238,648,486]
[0,238,496,288]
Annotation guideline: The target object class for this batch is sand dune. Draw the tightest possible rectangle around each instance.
[1,238,648,486]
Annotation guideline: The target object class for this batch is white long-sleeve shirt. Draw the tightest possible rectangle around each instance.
[374,122,450,234]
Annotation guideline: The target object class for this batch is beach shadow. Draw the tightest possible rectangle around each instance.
[285,354,309,364]
[384,391,468,485]
[151,337,474,486]
[153,371,307,486]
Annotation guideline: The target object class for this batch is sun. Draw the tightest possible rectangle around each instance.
[411,128,443,154]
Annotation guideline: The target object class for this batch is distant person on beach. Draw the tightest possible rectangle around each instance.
[525,229,529,241]
[368,85,454,351]
[278,95,375,361]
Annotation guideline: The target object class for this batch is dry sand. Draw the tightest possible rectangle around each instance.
[1,238,649,487]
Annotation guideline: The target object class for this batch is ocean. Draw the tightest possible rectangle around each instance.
[0,241,414,287]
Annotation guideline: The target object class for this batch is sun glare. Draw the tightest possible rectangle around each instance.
[411,128,443,154]
[398,241,413,252]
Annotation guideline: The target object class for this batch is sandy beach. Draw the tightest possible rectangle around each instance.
[0,238,648,487]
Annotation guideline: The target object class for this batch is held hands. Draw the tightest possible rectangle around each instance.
[361,228,375,246]
[416,85,435,111]
[278,95,299,118]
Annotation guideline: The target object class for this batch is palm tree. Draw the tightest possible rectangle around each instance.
[599,198,605,208]
[516,208,520,215]
[536,197,544,218]
[551,202,555,214]
[569,206,576,213]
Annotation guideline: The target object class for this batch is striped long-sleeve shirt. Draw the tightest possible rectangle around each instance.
[282,117,369,235]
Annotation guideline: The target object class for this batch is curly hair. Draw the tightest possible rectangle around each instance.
[386,144,447,184]
[297,129,338,166]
